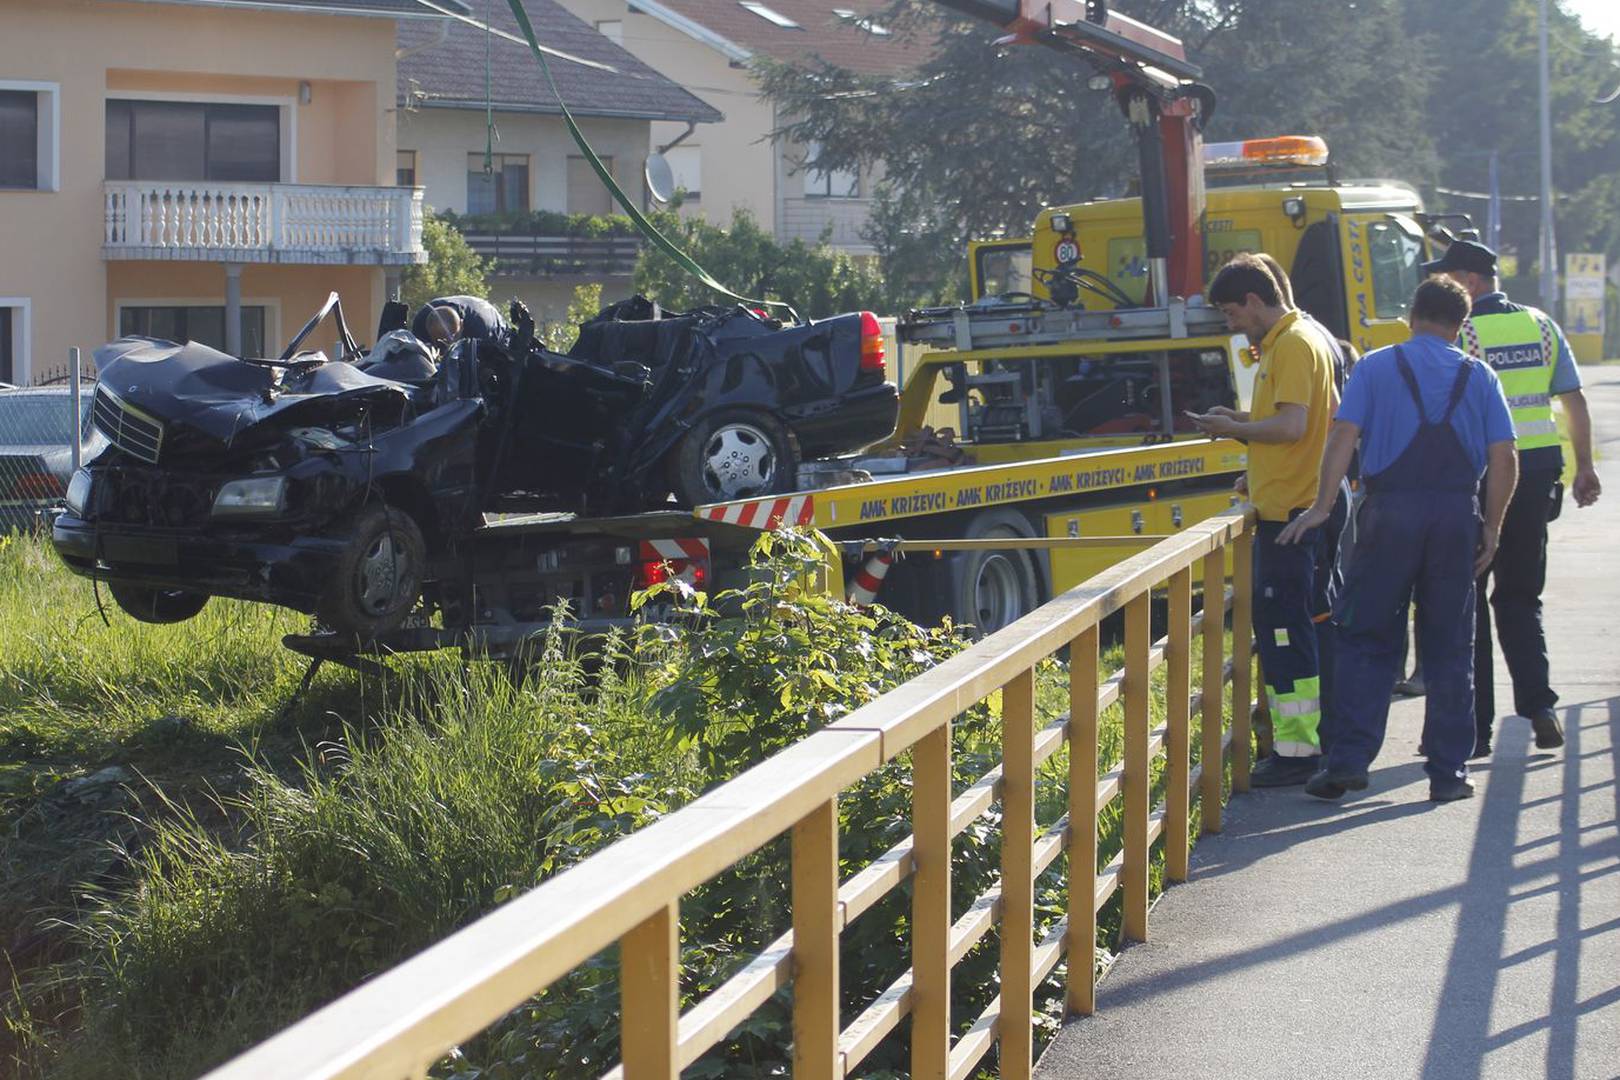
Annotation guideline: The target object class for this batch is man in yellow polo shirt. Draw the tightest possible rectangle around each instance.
[1189,258,1339,785]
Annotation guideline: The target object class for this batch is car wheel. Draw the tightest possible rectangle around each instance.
[108,583,209,624]
[950,510,1040,636]
[672,409,795,506]
[318,505,427,640]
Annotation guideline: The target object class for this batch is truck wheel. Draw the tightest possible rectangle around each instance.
[672,409,794,506]
[951,509,1040,636]
[319,505,426,640]
[108,583,209,624]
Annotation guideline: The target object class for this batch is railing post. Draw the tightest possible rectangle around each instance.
[1065,624,1099,1017]
[1231,526,1255,791]
[1200,549,1226,834]
[1122,591,1151,943]
[1000,667,1035,1079]
[620,901,679,1079]
[791,798,839,1078]
[1165,566,1193,883]
[911,721,952,1079]
[69,347,83,472]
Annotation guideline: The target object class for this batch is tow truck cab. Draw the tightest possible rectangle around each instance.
[1029,135,1434,357]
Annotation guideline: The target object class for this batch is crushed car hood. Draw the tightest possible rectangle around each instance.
[94,336,414,457]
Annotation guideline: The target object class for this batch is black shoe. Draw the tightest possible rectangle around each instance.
[1429,776,1475,802]
[1529,708,1564,750]
[1394,674,1427,697]
[1250,754,1320,787]
[1304,767,1370,801]
[1469,735,1493,760]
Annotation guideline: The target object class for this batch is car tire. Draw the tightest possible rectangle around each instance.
[108,583,210,625]
[671,409,795,506]
[318,505,427,641]
[950,510,1040,637]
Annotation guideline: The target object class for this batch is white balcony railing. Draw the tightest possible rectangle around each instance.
[103,182,426,266]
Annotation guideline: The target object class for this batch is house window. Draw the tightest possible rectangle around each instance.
[466,153,529,215]
[802,141,858,198]
[567,155,614,215]
[0,83,57,191]
[397,149,417,187]
[595,19,624,43]
[666,145,701,201]
[0,91,38,190]
[120,305,267,357]
[106,100,280,182]
[0,307,13,384]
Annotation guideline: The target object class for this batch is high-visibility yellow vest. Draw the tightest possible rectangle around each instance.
[1458,310,1559,451]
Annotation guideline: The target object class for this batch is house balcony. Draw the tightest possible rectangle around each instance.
[463,232,642,278]
[102,182,426,266]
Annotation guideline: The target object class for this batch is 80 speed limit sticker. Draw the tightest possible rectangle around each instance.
[1054,239,1080,264]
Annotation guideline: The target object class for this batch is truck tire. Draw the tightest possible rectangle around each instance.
[318,505,427,641]
[671,408,795,506]
[109,583,209,624]
[950,509,1040,636]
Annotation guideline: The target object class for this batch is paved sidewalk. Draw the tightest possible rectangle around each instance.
[1037,366,1620,1080]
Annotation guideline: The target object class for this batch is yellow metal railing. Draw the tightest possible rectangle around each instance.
[205,509,1255,1080]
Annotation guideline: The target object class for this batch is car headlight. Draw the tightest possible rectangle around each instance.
[212,476,287,517]
[65,469,92,517]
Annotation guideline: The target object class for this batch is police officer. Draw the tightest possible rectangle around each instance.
[1279,277,1517,802]
[1426,240,1602,753]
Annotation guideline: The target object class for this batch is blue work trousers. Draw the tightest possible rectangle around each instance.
[1328,491,1479,782]
[1254,518,1327,759]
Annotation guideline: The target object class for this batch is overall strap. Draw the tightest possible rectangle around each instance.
[1391,346,1428,418]
[1439,359,1475,424]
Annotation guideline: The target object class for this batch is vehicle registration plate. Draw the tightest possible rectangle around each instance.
[103,536,179,565]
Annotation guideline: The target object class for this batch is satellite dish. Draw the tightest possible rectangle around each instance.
[645,152,676,204]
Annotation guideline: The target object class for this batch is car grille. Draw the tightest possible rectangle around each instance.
[92,385,164,464]
[89,466,217,528]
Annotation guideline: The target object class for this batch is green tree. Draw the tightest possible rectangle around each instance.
[541,283,604,353]
[759,0,1436,299]
[1408,0,1620,288]
[399,211,490,313]
[631,208,889,318]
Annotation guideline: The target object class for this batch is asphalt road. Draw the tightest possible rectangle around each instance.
[1036,365,1620,1080]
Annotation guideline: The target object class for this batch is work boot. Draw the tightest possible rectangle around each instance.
[1250,754,1319,788]
[1529,707,1564,750]
[1394,671,1426,697]
[1429,776,1475,802]
[1469,734,1493,761]
[1304,766,1370,801]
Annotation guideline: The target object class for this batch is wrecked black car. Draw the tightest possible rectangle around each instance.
[51,292,897,637]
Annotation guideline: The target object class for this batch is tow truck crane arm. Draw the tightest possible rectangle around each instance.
[932,0,1215,303]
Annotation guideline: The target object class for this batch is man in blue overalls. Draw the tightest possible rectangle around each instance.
[1278,278,1517,802]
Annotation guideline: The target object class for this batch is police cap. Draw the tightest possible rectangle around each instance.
[1422,239,1497,277]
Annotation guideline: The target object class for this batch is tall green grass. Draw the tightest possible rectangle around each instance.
[2,529,1243,1079]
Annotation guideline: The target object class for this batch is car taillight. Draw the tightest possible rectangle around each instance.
[11,472,64,501]
[859,310,886,374]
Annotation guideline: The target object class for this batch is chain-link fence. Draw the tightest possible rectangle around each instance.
[0,353,97,534]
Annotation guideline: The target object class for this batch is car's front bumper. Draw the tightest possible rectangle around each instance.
[51,512,347,612]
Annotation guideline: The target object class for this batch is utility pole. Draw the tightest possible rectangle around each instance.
[1537,0,1557,311]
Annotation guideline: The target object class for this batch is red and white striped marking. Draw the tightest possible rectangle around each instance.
[846,551,894,606]
[638,537,711,563]
[696,494,815,531]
